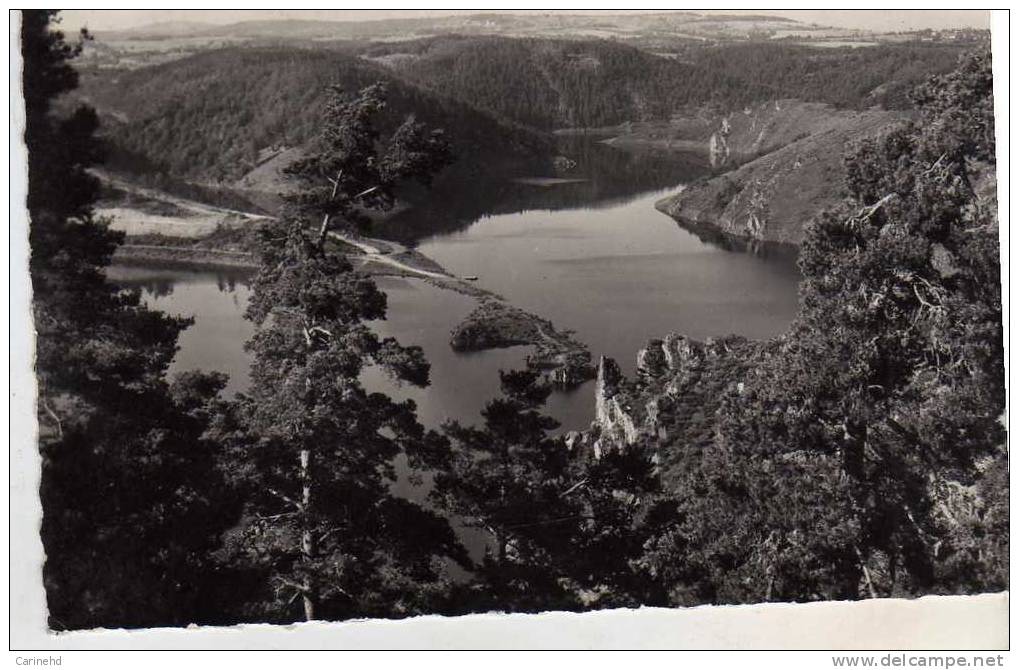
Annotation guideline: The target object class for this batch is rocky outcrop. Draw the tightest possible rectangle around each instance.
[657,105,910,246]
[602,100,892,165]
[710,100,887,165]
[708,116,732,168]
[592,356,641,456]
[591,101,911,246]
[590,334,757,465]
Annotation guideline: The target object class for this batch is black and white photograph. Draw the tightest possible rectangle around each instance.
[9,7,1008,651]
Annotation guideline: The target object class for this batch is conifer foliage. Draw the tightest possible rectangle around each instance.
[434,370,666,612]
[22,10,1003,626]
[642,49,1004,604]
[24,10,232,629]
[218,84,465,622]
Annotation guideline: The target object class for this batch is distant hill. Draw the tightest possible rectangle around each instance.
[685,41,975,110]
[73,33,981,247]
[99,20,217,39]
[82,12,878,72]
[96,12,814,43]
[365,36,976,129]
[77,47,552,185]
[361,36,770,129]
[649,41,982,249]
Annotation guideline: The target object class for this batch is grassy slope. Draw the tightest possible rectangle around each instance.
[655,103,909,246]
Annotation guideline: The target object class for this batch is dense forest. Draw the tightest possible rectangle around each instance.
[362,36,771,129]
[366,36,975,127]
[684,41,977,110]
[26,11,233,626]
[26,10,1003,629]
[75,33,977,193]
[604,48,1005,602]
[76,46,551,182]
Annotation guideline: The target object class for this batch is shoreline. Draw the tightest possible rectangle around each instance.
[653,196,801,260]
[113,244,259,270]
[101,164,602,386]
[113,237,593,385]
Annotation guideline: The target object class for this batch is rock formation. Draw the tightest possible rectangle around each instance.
[708,116,732,168]
[657,102,910,247]
[589,334,760,481]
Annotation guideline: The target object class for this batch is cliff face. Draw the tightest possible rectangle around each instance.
[590,334,759,481]
[592,356,643,456]
[659,102,910,246]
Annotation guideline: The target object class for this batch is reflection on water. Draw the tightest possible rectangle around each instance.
[107,145,802,434]
[418,186,802,382]
[108,265,256,397]
[105,265,546,430]
[376,136,713,244]
[106,143,805,566]
[108,266,510,563]
[361,277,544,429]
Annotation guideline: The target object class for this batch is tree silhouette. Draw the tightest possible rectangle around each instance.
[221,84,464,622]
[24,10,232,629]
[434,369,665,612]
[643,48,1004,604]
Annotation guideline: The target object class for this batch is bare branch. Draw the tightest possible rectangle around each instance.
[39,394,64,439]
[276,576,310,593]
[855,546,878,599]
[353,185,380,200]
[255,512,298,522]
[266,487,302,511]
[560,478,588,497]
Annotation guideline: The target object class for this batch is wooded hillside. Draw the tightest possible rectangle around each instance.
[367,36,975,128]
[77,47,551,182]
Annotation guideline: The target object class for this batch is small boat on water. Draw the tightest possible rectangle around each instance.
[463,275,479,281]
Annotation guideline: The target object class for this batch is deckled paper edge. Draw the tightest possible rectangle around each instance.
[8,7,1010,651]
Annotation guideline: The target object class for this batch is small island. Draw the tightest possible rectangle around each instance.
[450,299,595,387]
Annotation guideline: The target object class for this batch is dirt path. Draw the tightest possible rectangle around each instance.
[102,174,592,381]
[100,171,462,282]
[97,170,276,221]
[327,231,452,280]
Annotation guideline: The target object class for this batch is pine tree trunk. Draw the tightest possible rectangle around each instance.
[495,531,506,563]
[300,448,316,621]
[842,420,866,482]
[302,585,315,622]
[839,420,867,600]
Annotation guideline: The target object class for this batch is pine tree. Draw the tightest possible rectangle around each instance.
[433,369,664,612]
[24,10,233,629]
[222,83,465,622]
[791,47,1004,595]
[642,48,1004,604]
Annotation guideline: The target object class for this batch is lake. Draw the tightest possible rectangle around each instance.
[108,145,802,435]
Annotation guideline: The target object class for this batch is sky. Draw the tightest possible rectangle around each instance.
[58,9,990,34]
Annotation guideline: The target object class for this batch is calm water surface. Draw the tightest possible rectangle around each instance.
[108,150,802,433]
[106,266,533,430]
[108,145,804,563]
[418,186,802,377]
